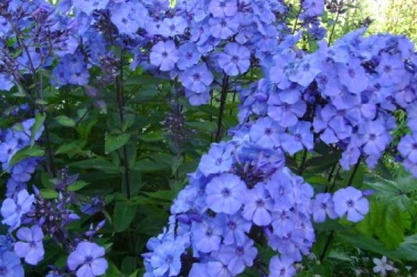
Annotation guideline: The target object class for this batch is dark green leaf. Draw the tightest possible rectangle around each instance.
[55,115,76,127]
[105,133,131,154]
[69,158,119,174]
[8,145,45,168]
[31,113,46,146]
[113,201,138,233]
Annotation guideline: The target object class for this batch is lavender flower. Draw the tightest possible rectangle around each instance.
[14,225,44,265]
[1,189,34,229]
[205,173,247,215]
[332,187,369,222]
[0,251,24,277]
[67,242,108,277]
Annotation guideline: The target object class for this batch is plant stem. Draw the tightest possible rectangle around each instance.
[328,11,341,46]
[347,159,361,187]
[319,230,335,263]
[116,51,131,199]
[215,75,229,142]
[298,149,308,175]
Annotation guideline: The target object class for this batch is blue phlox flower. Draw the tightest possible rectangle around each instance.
[67,241,108,277]
[252,1,276,24]
[216,213,251,245]
[199,142,235,177]
[398,134,417,164]
[266,168,296,211]
[217,238,258,275]
[270,209,295,238]
[186,89,211,106]
[280,121,313,155]
[407,104,417,131]
[0,235,13,253]
[242,182,273,226]
[150,241,185,277]
[301,0,324,17]
[268,255,296,277]
[10,158,37,182]
[110,2,148,35]
[312,193,337,223]
[269,53,295,90]
[0,251,24,277]
[340,136,362,170]
[249,117,284,149]
[209,16,239,39]
[159,16,188,37]
[6,179,27,198]
[1,189,34,229]
[336,58,368,94]
[376,53,406,86]
[150,40,179,72]
[267,94,306,128]
[0,16,11,36]
[0,138,19,168]
[180,63,213,93]
[189,262,211,277]
[0,74,15,91]
[315,62,341,97]
[332,187,369,222]
[72,0,108,15]
[403,158,417,177]
[208,0,237,18]
[358,119,391,158]
[287,53,322,87]
[177,42,201,70]
[14,225,44,265]
[205,173,247,215]
[218,43,251,76]
[192,219,222,253]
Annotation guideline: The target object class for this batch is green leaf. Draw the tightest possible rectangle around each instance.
[133,160,170,172]
[143,190,175,201]
[69,158,119,174]
[113,201,138,233]
[41,189,58,199]
[76,118,98,139]
[31,113,46,146]
[105,133,131,154]
[356,201,408,249]
[396,234,417,261]
[338,233,398,259]
[8,145,45,168]
[138,131,165,142]
[55,140,86,157]
[103,262,123,277]
[55,115,76,127]
[68,181,89,192]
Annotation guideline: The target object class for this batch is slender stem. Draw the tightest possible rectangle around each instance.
[214,75,229,142]
[13,26,57,177]
[298,150,308,175]
[328,11,341,46]
[115,50,131,199]
[325,164,341,193]
[292,5,303,34]
[319,230,335,263]
[347,159,361,187]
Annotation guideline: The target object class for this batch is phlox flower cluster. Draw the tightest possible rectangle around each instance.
[0,115,106,276]
[239,28,417,175]
[143,131,370,276]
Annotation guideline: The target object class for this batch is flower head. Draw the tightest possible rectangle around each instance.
[373,256,393,276]
[67,242,108,277]
[14,225,44,265]
[332,187,369,222]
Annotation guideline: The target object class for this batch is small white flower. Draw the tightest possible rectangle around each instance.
[373,256,393,276]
